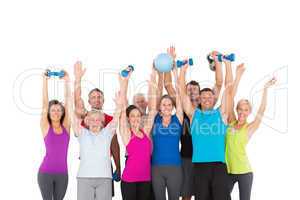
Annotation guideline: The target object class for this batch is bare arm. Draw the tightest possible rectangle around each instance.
[144,68,158,135]
[164,46,177,100]
[106,91,123,134]
[62,71,71,133]
[156,71,164,109]
[74,61,87,118]
[178,64,195,120]
[173,67,183,124]
[118,73,131,146]
[247,78,276,138]
[40,72,50,137]
[71,110,83,137]
[212,51,223,102]
[228,63,246,123]
[164,72,176,99]
[220,60,234,124]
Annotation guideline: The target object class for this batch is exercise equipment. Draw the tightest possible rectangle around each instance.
[176,58,193,68]
[112,170,121,182]
[207,53,235,71]
[154,53,173,72]
[121,65,134,77]
[46,69,65,78]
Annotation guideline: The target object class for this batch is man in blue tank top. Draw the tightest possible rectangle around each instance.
[178,58,233,200]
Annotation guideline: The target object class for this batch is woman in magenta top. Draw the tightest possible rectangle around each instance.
[38,70,71,200]
[118,68,158,200]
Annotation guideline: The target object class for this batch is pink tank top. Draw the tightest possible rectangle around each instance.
[121,130,152,182]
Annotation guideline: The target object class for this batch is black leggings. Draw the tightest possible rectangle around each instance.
[38,172,68,200]
[121,180,151,200]
[228,173,253,200]
[193,162,230,200]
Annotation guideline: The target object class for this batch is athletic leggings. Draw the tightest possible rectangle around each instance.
[77,178,112,200]
[38,172,68,200]
[193,162,230,200]
[228,173,253,200]
[152,166,183,200]
[121,181,151,200]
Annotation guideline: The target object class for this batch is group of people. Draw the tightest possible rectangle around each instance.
[37,47,276,200]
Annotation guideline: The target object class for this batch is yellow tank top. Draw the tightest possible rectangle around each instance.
[225,121,252,174]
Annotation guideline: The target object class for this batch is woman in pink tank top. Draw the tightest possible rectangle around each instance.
[38,69,71,200]
[118,68,159,200]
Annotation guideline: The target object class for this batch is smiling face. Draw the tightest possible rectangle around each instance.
[186,83,200,106]
[88,89,104,110]
[86,111,105,130]
[127,108,142,130]
[199,90,215,110]
[47,100,65,125]
[159,96,174,117]
[236,99,252,122]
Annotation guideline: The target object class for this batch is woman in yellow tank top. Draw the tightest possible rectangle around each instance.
[225,62,276,200]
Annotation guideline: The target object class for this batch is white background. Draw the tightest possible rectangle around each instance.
[0,0,298,199]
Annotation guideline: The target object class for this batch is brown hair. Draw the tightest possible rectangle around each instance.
[126,105,143,118]
[47,100,65,125]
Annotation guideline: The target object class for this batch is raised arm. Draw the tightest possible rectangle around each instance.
[61,71,71,133]
[212,51,224,102]
[71,108,83,137]
[247,77,276,138]
[164,46,177,100]
[220,59,234,124]
[40,71,50,136]
[118,72,131,145]
[228,63,246,123]
[178,64,195,120]
[172,67,183,124]
[107,91,123,134]
[144,68,158,135]
[74,61,87,118]
[156,71,164,109]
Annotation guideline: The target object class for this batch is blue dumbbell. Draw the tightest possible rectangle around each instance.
[112,170,121,182]
[176,58,193,68]
[121,65,134,77]
[46,70,65,78]
[217,53,235,62]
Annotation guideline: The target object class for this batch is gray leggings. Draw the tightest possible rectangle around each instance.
[38,172,68,200]
[152,166,183,200]
[77,178,112,200]
[228,173,253,200]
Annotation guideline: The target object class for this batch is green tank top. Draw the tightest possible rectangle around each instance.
[225,121,252,174]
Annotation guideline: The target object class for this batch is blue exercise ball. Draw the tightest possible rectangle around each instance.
[154,53,173,72]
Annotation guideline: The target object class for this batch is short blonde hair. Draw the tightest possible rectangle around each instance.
[236,99,252,112]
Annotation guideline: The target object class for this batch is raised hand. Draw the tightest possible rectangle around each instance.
[74,61,86,79]
[211,51,221,62]
[149,67,158,84]
[264,77,277,89]
[167,45,176,60]
[113,91,123,107]
[43,69,50,80]
[236,63,245,76]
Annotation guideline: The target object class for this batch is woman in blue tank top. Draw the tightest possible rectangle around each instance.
[151,68,184,200]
